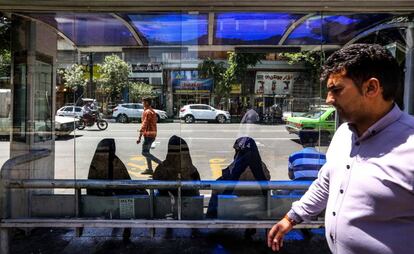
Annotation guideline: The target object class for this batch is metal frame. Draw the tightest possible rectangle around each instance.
[0,148,318,254]
[1,1,414,12]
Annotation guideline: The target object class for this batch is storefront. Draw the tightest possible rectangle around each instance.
[129,63,164,108]
[254,71,311,115]
[169,70,213,116]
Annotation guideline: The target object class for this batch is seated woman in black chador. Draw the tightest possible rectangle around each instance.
[206,136,270,218]
[153,135,201,196]
[87,138,147,241]
[87,138,147,196]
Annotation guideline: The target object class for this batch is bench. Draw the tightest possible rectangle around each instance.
[0,150,324,254]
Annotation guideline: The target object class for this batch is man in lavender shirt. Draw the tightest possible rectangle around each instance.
[268,44,414,254]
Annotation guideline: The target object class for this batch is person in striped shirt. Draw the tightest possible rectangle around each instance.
[288,130,326,181]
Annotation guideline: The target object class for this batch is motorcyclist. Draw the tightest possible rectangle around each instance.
[82,101,94,124]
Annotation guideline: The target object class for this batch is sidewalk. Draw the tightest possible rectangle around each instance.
[10,228,329,254]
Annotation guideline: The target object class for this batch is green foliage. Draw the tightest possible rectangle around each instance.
[0,16,11,79]
[0,16,10,53]
[59,64,87,89]
[281,51,322,68]
[97,54,131,95]
[129,82,154,102]
[198,52,264,106]
[0,49,10,78]
[280,51,324,95]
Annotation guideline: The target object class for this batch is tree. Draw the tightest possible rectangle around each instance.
[280,51,324,95]
[0,16,11,83]
[97,54,131,106]
[0,50,10,80]
[59,64,87,90]
[198,57,226,105]
[129,82,154,102]
[199,52,264,108]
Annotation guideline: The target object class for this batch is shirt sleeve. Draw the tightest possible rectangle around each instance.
[140,110,148,133]
[287,162,330,222]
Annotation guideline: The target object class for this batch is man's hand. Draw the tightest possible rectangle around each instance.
[267,218,294,252]
[136,137,141,144]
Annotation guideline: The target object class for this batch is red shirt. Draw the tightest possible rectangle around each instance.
[140,107,157,138]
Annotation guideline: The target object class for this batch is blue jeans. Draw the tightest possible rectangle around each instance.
[142,137,162,170]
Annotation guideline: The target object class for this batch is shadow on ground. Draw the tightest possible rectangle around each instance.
[11,228,330,254]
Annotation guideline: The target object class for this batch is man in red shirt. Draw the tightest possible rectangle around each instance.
[137,97,162,175]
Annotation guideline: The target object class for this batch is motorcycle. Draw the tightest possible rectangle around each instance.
[76,111,108,130]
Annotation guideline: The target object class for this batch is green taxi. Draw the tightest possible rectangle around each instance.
[285,107,336,139]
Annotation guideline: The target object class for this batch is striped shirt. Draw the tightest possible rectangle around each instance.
[140,107,157,138]
[288,147,326,180]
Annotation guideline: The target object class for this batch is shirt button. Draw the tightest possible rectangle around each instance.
[333,212,336,216]
[346,165,350,169]
[340,189,344,194]
[355,142,360,146]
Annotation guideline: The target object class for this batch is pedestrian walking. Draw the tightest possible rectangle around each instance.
[137,97,162,175]
[268,44,414,254]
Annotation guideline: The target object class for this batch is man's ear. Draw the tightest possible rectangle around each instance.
[363,78,381,98]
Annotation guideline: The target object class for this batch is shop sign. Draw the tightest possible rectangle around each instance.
[255,71,307,95]
[230,84,241,94]
[82,65,101,80]
[131,63,162,72]
[171,70,213,93]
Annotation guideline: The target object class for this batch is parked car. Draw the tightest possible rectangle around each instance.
[285,107,336,140]
[112,103,168,123]
[179,104,231,123]
[56,106,84,118]
[55,116,79,136]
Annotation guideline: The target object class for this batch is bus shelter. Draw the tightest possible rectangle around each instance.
[0,1,414,253]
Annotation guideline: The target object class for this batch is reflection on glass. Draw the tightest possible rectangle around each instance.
[214,12,302,45]
[12,63,26,142]
[34,60,53,142]
[286,13,392,45]
[126,13,208,45]
[30,13,138,46]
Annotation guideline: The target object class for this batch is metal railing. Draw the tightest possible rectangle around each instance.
[2,179,312,221]
[0,148,51,254]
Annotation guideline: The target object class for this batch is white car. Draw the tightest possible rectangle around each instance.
[179,104,230,123]
[55,116,79,136]
[56,106,84,118]
[112,103,168,123]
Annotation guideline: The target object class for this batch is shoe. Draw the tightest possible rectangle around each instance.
[141,169,154,175]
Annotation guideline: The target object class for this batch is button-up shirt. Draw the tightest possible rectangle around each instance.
[287,105,414,254]
[140,107,157,138]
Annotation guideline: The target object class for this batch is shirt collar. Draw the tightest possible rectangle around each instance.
[348,104,403,142]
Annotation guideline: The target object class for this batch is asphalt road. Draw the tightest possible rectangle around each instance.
[54,122,328,182]
[0,122,328,181]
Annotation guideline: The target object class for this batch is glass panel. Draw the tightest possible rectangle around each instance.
[33,60,53,142]
[285,13,392,45]
[30,13,138,46]
[12,62,26,142]
[124,13,208,45]
[3,10,413,230]
[214,12,303,45]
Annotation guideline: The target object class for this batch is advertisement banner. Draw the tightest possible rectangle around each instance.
[171,70,213,93]
[255,72,307,95]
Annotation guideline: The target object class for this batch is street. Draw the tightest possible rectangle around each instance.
[0,122,328,181]
[54,122,327,181]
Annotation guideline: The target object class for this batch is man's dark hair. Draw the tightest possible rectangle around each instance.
[299,130,319,147]
[142,97,152,106]
[321,44,400,101]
